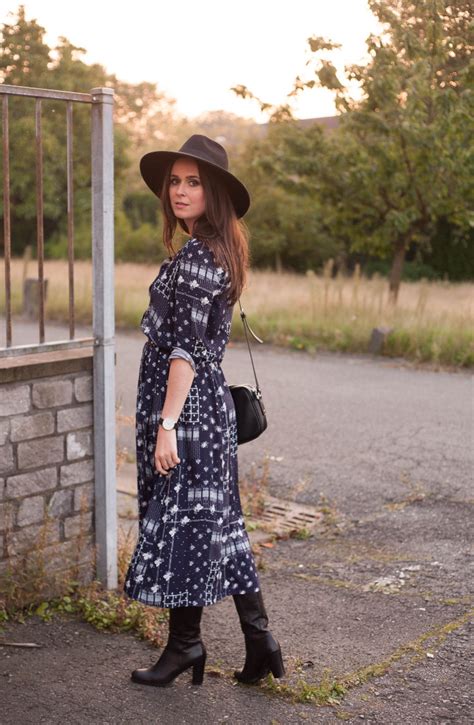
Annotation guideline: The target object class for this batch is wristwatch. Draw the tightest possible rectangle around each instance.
[158,415,177,431]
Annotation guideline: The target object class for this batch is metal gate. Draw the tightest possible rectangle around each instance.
[0,83,117,588]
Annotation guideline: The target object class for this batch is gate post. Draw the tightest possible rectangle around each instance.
[91,86,117,588]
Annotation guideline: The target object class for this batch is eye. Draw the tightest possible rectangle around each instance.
[189,179,200,187]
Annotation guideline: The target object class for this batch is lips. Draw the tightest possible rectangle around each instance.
[174,202,188,208]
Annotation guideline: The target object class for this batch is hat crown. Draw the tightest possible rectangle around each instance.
[178,134,229,172]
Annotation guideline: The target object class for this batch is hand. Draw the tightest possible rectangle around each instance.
[154,427,181,476]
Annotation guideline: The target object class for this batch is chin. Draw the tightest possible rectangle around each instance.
[174,211,191,222]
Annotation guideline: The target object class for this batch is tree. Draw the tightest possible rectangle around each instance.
[0,5,178,259]
[0,4,50,86]
[337,0,474,299]
[234,0,474,298]
[233,123,346,272]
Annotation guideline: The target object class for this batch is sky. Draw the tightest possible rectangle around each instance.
[0,1,381,122]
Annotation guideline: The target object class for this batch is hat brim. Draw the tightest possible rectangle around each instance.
[139,150,250,219]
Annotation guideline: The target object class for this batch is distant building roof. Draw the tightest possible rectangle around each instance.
[256,115,340,136]
[298,115,340,130]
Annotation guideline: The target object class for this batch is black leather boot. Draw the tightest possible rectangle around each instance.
[233,590,285,684]
[131,605,206,687]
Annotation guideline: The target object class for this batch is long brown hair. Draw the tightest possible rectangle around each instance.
[160,158,249,306]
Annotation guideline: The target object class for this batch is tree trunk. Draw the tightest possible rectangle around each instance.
[275,250,283,274]
[388,239,406,304]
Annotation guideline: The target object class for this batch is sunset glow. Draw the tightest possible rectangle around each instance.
[0,0,381,120]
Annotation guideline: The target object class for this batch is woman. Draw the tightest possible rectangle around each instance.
[123,134,284,688]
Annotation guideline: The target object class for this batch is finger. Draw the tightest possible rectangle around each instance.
[155,456,175,472]
[155,449,174,466]
[154,456,168,474]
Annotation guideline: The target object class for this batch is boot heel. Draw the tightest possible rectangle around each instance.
[269,647,285,679]
[192,653,206,685]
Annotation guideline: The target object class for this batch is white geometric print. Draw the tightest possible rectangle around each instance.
[123,237,261,608]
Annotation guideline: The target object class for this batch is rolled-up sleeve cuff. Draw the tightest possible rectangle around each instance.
[168,347,196,375]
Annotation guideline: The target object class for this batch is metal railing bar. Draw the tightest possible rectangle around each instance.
[66,100,75,339]
[2,95,12,348]
[0,84,93,104]
[35,98,46,343]
[0,336,96,358]
[91,86,117,589]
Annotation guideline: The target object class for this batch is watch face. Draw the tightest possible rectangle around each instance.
[162,417,175,430]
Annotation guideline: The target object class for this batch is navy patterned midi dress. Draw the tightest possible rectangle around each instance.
[123,236,261,608]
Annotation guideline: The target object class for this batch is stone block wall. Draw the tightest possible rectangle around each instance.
[0,348,96,603]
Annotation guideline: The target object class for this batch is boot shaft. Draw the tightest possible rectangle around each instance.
[168,605,203,646]
[233,590,269,637]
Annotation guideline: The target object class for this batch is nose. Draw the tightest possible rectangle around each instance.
[176,181,186,196]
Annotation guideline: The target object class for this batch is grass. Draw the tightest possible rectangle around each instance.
[0,501,168,647]
[1,258,472,367]
[238,454,271,519]
[258,608,473,707]
[18,580,169,647]
[263,666,347,706]
[0,491,94,618]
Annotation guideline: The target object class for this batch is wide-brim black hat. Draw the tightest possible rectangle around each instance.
[139,134,250,218]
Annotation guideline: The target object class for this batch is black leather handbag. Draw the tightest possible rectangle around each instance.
[229,301,268,445]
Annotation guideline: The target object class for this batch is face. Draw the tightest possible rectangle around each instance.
[169,158,206,232]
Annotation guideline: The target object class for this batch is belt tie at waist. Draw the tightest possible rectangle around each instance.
[146,338,221,368]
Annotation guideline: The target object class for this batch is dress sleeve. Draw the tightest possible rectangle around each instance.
[169,242,228,375]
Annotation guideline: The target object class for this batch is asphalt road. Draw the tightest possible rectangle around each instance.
[1,319,473,723]
[3,319,472,519]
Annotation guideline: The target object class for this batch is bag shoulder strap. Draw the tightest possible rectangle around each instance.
[238,299,263,392]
